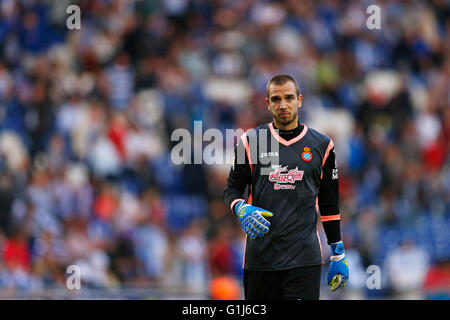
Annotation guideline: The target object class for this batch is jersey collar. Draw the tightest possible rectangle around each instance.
[269,122,308,146]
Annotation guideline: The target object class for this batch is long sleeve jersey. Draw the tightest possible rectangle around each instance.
[223,122,341,270]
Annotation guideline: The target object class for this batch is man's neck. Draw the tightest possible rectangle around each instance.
[273,121,303,141]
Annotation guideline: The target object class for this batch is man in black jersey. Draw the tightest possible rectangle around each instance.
[223,74,349,300]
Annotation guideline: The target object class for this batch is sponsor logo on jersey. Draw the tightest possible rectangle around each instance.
[269,166,303,190]
[301,147,313,162]
[274,183,296,190]
[332,168,338,179]
[260,151,279,158]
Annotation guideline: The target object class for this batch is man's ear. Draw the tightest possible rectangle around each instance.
[298,95,303,108]
[265,97,271,111]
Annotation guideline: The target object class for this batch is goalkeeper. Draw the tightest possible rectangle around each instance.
[223,74,349,300]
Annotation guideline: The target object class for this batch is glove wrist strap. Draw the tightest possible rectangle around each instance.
[237,204,251,217]
[330,253,345,261]
[233,200,246,215]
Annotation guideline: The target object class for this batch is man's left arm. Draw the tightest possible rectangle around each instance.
[318,142,349,291]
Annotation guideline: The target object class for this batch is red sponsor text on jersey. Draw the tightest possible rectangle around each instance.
[268,166,304,184]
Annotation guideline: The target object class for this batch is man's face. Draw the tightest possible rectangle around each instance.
[265,81,302,128]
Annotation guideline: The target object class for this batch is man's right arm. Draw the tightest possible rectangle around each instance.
[223,139,273,239]
[223,140,252,214]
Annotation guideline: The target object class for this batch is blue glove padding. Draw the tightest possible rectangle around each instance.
[327,241,349,291]
[234,200,273,239]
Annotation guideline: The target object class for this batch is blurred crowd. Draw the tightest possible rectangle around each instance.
[0,0,449,299]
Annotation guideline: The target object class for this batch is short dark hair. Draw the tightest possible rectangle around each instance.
[266,74,300,98]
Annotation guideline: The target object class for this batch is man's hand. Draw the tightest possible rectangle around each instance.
[234,200,273,239]
[327,241,349,291]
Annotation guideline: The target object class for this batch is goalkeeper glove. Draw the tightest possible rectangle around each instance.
[234,200,273,239]
[327,241,349,291]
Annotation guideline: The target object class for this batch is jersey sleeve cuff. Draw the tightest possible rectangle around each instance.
[230,198,245,214]
[320,214,341,222]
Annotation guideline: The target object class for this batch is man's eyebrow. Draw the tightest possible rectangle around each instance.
[270,93,295,99]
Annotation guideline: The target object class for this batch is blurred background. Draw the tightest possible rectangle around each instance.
[0,0,449,300]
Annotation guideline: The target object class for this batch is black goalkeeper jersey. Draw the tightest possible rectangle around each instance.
[223,122,341,271]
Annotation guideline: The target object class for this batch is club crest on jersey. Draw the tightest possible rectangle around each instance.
[301,147,313,162]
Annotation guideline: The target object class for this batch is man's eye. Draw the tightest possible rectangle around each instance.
[272,97,281,102]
